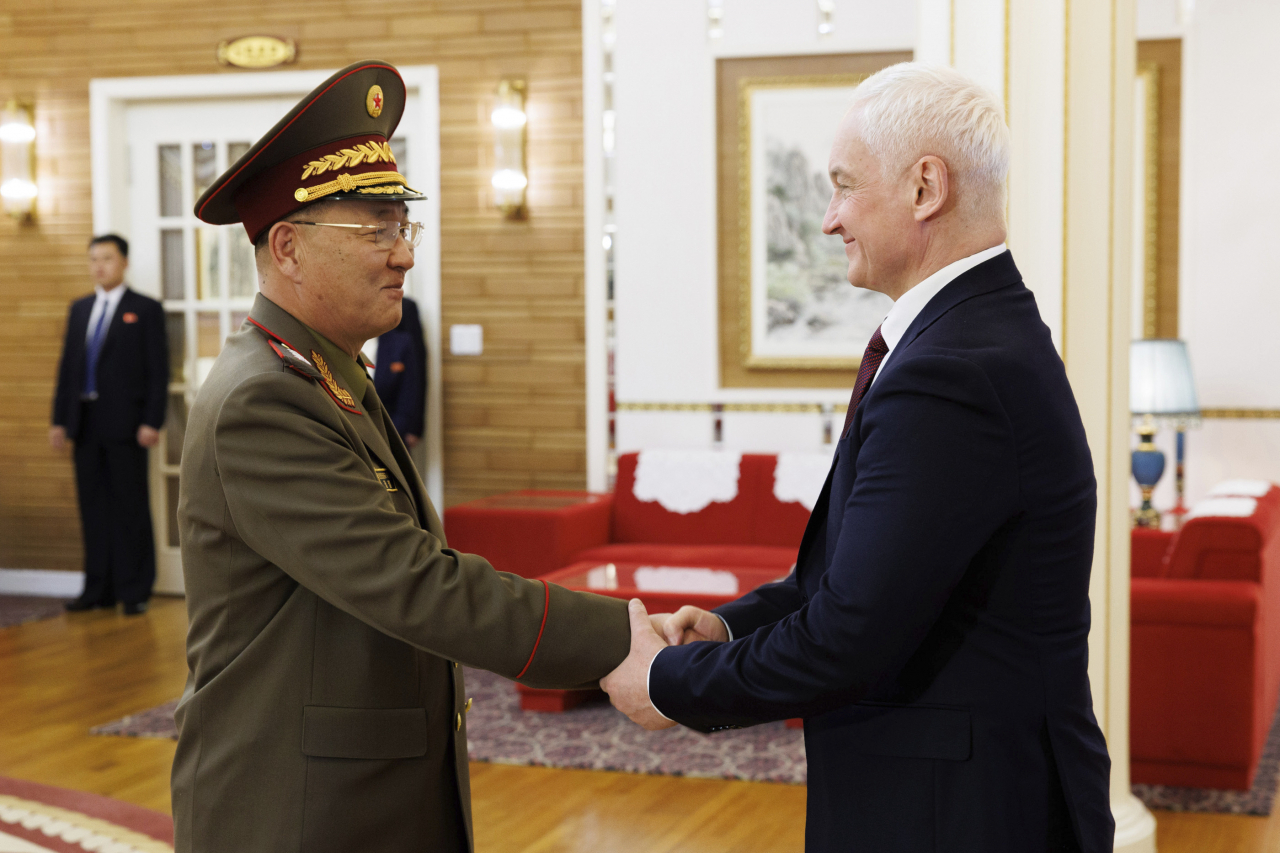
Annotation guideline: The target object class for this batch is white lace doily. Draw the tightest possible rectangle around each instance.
[631,450,742,514]
[1186,497,1258,519]
[1209,479,1274,498]
[772,451,833,511]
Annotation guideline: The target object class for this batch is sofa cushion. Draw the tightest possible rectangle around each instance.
[573,543,798,572]
[1131,578,1259,627]
[1166,485,1279,581]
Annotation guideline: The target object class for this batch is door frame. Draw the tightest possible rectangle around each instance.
[89,66,443,593]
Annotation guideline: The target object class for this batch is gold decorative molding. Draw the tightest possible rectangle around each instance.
[616,402,846,414]
[1200,409,1280,420]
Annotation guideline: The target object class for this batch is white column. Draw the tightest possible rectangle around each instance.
[924,2,1157,850]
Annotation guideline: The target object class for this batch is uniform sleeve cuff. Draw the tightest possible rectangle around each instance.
[717,613,734,642]
[646,646,674,722]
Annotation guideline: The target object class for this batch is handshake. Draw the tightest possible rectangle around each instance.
[598,599,729,731]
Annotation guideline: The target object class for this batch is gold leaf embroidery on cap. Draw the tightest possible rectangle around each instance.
[311,350,357,407]
[353,185,408,195]
[300,141,395,180]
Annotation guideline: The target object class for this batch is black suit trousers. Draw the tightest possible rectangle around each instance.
[73,401,156,604]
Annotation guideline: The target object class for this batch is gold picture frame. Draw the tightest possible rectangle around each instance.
[717,52,910,389]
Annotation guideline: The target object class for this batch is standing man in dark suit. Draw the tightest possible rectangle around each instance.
[367,294,427,447]
[602,63,1115,852]
[50,234,168,615]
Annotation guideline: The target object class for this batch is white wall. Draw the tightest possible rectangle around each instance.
[610,0,914,452]
[1177,0,1280,505]
[604,0,1280,498]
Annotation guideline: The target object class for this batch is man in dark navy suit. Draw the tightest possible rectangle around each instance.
[365,294,427,447]
[602,64,1114,852]
[51,234,168,615]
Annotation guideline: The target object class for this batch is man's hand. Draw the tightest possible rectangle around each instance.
[48,426,67,451]
[137,425,160,448]
[600,599,678,730]
[662,605,729,646]
[404,433,420,449]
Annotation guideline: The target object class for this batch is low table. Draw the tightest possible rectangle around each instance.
[518,560,792,714]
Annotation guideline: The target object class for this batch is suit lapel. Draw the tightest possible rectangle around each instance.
[894,251,1023,357]
[792,461,836,589]
[378,405,429,528]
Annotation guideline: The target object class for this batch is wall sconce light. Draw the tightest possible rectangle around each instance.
[1,99,37,220]
[491,80,527,219]
[817,0,835,36]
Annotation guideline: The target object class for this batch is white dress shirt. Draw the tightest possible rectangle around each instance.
[644,244,1009,722]
[85,283,128,343]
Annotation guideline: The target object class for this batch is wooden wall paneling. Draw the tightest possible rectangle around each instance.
[0,0,587,570]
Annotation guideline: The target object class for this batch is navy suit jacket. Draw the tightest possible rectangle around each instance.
[650,253,1114,853]
[373,296,427,439]
[52,288,168,443]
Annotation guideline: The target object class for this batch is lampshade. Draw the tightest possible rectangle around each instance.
[1130,339,1199,416]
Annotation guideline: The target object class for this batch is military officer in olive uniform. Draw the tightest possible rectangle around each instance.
[173,61,630,853]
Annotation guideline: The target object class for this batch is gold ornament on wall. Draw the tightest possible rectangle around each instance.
[216,36,298,70]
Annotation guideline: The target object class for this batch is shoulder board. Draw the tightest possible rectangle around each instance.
[248,316,362,414]
[267,339,322,379]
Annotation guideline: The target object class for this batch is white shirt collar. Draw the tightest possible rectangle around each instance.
[878,243,1007,361]
[94,283,128,308]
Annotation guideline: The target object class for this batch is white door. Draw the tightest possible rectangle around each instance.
[98,72,441,594]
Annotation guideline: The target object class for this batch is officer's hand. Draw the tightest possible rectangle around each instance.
[663,605,729,646]
[600,599,677,731]
[404,433,420,448]
[48,426,67,451]
[137,426,160,448]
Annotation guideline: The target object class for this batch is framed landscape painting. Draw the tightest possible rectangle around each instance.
[717,52,910,389]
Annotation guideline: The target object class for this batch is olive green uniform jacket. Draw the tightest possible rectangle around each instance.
[172,295,629,853]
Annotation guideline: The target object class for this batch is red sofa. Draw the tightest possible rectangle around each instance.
[1130,483,1280,790]
[444,452,813,579]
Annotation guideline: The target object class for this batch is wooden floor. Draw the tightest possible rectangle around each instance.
[0,597,1275,852]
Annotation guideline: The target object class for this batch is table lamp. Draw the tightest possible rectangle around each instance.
[1130,339,1200,528]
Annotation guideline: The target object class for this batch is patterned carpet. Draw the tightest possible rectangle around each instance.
[0,596,67,630]
[91,666,1280,811]
[93,667,808,785]
[0,775,173,853]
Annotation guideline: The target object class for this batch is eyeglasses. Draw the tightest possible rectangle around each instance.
[292,220,424,250]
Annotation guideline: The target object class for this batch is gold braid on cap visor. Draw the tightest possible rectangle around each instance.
[293,171,420,202]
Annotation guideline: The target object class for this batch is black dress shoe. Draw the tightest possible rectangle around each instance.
[65,597,115,612]
[122,601,149,616]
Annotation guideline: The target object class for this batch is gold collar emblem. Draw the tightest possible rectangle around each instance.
[366,85,384,118]
[311,350,357,407]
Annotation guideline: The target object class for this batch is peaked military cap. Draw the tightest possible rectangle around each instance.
[194,60,425,241]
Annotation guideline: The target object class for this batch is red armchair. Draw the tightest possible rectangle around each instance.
[1130,484,1280,789]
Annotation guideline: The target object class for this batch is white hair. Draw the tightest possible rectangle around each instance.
[849,62,1010,223]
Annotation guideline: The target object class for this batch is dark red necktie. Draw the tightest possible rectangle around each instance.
[840,325,888,439]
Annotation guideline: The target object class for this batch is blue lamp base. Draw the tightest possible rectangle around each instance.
[1131,426,1166,529]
